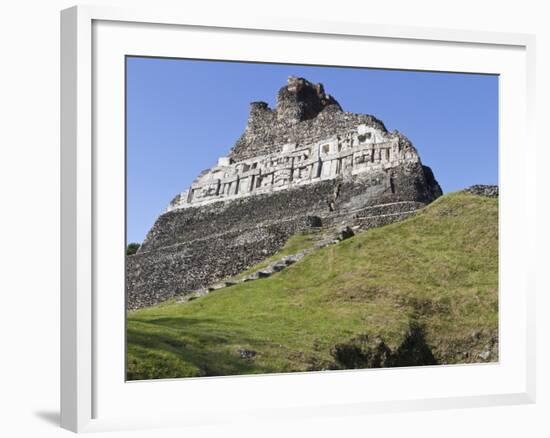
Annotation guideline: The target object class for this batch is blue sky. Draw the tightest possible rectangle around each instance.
[127,57,498,244]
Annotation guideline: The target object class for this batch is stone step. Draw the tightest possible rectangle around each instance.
[191,227,353,302]
[176,287,209,303]
[243,273,259,282]
[270,263,287,272]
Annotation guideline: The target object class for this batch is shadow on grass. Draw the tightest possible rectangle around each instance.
[331,322,437,369]
[127,315,277,380]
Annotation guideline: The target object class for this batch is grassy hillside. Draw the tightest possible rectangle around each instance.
[127,191,498,380]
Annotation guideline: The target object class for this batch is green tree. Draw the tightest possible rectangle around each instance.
[126,242,140,256]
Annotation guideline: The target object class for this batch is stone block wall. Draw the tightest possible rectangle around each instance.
[126,76,443,310]
[128,162,441,309]
[127,218,310,310]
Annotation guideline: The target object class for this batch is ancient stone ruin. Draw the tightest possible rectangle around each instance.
[464,184,498,198]
[127,77,442,310]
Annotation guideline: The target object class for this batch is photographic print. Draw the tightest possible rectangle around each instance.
[125,58,498,380]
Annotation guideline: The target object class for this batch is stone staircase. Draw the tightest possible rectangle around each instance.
[174,201,426,305]
[175,226,354,304]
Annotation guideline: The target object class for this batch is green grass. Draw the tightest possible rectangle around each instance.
[229,231,320,281]
[127,191,498,380]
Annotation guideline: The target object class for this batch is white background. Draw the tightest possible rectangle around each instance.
[0,0,547,437]
[92,18,529,423]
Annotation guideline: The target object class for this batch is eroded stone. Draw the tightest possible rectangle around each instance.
[126,77,442,310]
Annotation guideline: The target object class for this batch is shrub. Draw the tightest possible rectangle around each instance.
[126,242,140,256]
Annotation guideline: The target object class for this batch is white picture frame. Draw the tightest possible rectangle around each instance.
[60,4,536,433]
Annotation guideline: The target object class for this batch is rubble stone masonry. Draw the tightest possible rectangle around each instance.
[127,77,442,310]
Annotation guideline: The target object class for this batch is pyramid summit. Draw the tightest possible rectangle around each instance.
[127,77,442,310]
[168,76,437,210]
[229,76,383,161]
